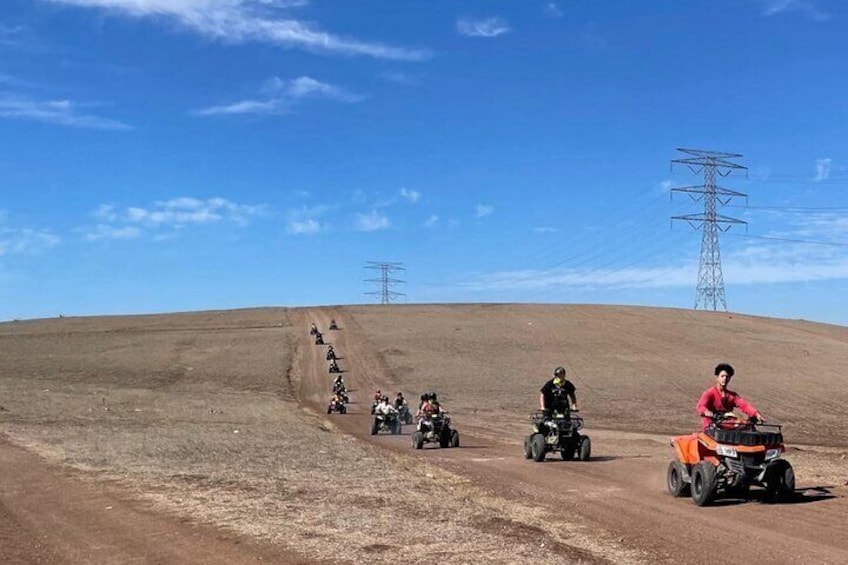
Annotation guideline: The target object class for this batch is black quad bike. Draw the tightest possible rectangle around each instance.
[524,410,591,462]
[326,349,337,361]
[371,411,401,435]
[328,361,341,374]
[329,320,339,331]
[327,398,347,414]
[412,414,459,449]
[314,333,324,345]
[396,404,414,425]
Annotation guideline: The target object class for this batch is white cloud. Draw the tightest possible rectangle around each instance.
[760,0,830,21]
[400,188,421,203]
[355,210,390,232]
[196,75,362,116]
[379,71,421,86]
[46,0,431,60]
[285,204,328,235]
[475,204,494,218]
[0,96,131,130]
[814,158,831,181]
[544,3,564,18]
[533,227,558,233]
[424,214,439,228]
[84,197,266,240]
[457,17,510,38]
[0,227,61,255]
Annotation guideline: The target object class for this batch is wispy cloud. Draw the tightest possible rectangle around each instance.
[195,76,362,116]
[544,3,564,18]
[533,227,559,233]
[457,17,511,38]
[814,158,832,181]
[285,204,329,235]
[379,71,421,86]
[424,215,439,228]
[400,188,421,203]
[355,210,390,232]
[475,204,494,218]
[0,24,25,48]
[0,227,61,255]
[46,0,431,60]
[760,0,831,21]
[85,197,266,240]
[0,96,131,130]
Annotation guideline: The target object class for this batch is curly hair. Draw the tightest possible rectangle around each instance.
[714,363,735,377]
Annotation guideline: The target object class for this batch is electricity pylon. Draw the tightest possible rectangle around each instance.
[364,261,406,304]
[670,148,748,311]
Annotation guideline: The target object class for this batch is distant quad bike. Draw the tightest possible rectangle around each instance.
[329,320,339,331]
[523,410,591,462]
[371,412,401,435]
[396,404,414,425]
[309,324,318,336]
[314,333,324,345]
[328,361,341,374]
[326,349,337,361]
[668,413,795,506]
[331,387,349,404]
[412,414,459,449]
[327,398,347,415]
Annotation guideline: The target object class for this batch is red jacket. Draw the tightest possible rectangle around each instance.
[696,386,758,429]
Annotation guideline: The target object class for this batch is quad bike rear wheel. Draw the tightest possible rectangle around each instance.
[412,431,424,450]
[393,421,401,435]
[578,436,591,462]
[560,445,574,461]
[531,434,547,462]
[326,406,332,414]
[340,405,347,414]
[765,459,795,501]
[691,461,718,506]
[371,419,379,436]
[449,430,460,448]
[667,461,690,497]
[439,429,451,448]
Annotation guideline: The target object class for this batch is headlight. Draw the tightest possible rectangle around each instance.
[765,448,781,460]
[715,444,738,458]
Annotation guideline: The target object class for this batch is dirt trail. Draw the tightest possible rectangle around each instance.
[295,308,848,565]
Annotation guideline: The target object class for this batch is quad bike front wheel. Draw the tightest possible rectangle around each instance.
[412,431,424,450]
[531,434,547,462]
[691,461,718,506]
[523,436,533,459]
[765,459,795,501]
[449,430,460,448]
[667,461,690,497]
[578,436,591,462]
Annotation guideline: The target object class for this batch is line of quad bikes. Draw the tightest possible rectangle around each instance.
[311,321,796,507]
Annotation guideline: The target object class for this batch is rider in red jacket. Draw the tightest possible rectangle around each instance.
[697,363,764,429]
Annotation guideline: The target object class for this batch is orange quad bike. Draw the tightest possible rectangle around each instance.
[668,413,795,506]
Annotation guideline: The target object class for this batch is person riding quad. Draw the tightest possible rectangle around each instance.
[329,318,338,329]
[374,395,398,417]
[540,366,578,418]
[393,392,407,410]
[310,323,318,335]
[329,359,340,373]
[418,392,442,420]
[332,374,345,392]
[697,363,764,430]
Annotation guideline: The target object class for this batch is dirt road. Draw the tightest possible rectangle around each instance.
[296,308,848,565]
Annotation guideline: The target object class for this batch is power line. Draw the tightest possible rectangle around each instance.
[364,261,406,304]
[725,232,848,247]
[671,148,748,312]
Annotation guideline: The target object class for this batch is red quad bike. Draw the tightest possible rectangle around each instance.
[524,409,591,462]
[668,413,795,506]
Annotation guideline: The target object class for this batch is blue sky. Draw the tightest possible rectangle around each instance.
[1,0,848,324]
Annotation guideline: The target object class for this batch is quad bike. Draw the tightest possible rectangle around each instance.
[412,414,459,449]
[309,325,318,336]
[329,320,339,331]
[328,361,341,374]
[331,386,349,404]
[326,349,337,361]
[396,404,414,425]
[523,410,591,462]
[371,411,401,435]
[667,413,794,506]
[327,398,347,415]
[314,333,324,345]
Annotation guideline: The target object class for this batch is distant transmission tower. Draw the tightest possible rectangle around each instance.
[670,148,748,312]
[364,261,406,304]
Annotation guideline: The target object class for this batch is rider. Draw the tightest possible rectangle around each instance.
[332,374,345,392]
[418,392,442,419]
[697,363,764,430]
[393,392,407,410]
[539,366,578,418]
[374,395,398,417]
[310,323,318,334]
[329,359,339,372]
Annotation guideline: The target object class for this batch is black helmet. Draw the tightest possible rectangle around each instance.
[428,392,438,401]
[554,366,566,378]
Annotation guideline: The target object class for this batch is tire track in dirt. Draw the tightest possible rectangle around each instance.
[294,307,848,565]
